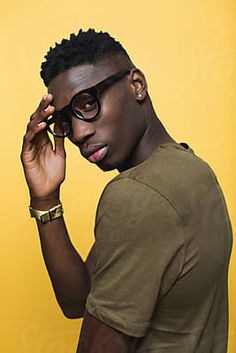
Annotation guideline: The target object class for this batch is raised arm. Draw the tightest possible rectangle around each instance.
[20,94,91,318]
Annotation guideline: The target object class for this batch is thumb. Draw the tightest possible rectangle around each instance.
[54,135,66,158]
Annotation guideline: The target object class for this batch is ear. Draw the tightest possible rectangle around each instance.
[129,68,148,102]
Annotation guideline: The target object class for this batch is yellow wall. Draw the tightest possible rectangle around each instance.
[0,0,235,352]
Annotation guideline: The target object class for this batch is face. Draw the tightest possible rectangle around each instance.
[48,58,148,171]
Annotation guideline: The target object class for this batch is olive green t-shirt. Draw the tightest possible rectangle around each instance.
[86,143,232,353]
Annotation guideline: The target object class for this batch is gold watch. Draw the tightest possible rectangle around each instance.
[29,203,64,224]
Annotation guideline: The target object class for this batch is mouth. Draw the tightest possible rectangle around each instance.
[83,144,109,163]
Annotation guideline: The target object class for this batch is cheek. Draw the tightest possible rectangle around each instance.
[99,88,137,130]
[97,89,146,151]
[98,104,131,144]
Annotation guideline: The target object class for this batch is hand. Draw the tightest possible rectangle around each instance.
[21,94,66,206]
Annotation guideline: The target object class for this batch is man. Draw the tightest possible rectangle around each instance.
[21,29,232,353]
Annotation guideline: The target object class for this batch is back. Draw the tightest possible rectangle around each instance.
[127,143,232,353]
[86,143,232,353]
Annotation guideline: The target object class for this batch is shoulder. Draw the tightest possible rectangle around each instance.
[96,174,172,226]
[119,142,219,213]
[95,167,185,250]
[99,142,215,204]
[96,142,220,233]
[96,143,198,219]
[123,142,216,190]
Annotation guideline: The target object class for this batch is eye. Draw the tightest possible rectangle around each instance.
[83,98,97,111]
[73,93,97,113]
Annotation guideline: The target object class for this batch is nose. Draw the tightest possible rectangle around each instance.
[69,117,95,145]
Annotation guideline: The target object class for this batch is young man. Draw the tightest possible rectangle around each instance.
[21,29,232,353]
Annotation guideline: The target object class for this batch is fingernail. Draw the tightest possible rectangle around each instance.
[37,122,46,127]
[42,95,47,101]
[44,105,50,112]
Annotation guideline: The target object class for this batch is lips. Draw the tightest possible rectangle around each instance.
[82,144,109,163]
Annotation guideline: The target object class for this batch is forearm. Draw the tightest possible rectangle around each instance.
[21,95,89,317]
[31,196,90,318]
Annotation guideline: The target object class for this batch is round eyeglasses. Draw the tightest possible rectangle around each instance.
[46,69,131,138]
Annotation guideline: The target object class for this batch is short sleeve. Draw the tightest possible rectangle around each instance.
[86,177,185,337]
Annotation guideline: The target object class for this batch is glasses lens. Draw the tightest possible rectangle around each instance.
[72,92,98,119]
[48,113,71,138]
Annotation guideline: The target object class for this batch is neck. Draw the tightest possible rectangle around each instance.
[118,107,176,172]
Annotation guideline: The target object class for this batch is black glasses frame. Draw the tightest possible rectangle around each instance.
[46,69,131,137]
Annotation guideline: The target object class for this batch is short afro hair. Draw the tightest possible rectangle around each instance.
[40,29,132,86]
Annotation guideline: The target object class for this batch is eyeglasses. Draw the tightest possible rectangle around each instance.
[46,69,131,138]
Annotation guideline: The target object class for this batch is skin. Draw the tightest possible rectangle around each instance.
[47,56,176,172]
[21,55,176,352]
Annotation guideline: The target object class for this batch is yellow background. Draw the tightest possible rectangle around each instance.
[0,0,235,352]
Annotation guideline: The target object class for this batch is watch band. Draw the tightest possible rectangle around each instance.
[29,203,64,224]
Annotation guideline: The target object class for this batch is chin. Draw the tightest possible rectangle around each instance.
[96,151,130,172]
[96,156,122,172]
[96,162,117,172]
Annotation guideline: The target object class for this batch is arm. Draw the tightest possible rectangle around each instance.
[34,212,91,318]
[21,94,90,318]
[77,311,137,353]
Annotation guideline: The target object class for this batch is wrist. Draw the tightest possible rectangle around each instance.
[30,191,60,210]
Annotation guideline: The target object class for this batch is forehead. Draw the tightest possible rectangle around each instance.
[48,56,130,109]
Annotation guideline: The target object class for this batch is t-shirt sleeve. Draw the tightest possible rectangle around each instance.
[86,177,185,337]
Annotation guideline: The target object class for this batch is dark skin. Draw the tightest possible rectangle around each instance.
[21,55,176,352]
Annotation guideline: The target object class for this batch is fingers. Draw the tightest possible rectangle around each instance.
[23,94,55,145]
[28,94,55,128]
[24,121,48,146]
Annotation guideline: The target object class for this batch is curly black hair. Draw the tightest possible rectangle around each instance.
[40,29,131,86]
